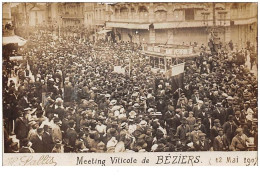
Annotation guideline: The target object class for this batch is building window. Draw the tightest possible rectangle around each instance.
[120,7,128,19]
[155,10,167,22]
[185,9,194,20]
[139,6,149,20]
[173,9,183,21]
[115,8,119,19]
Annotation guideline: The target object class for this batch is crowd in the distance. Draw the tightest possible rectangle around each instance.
[3,29,258,153]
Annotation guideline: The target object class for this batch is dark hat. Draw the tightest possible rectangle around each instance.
[37,128,44,133]
[228,115,233,120]
[181,118,187,123]
[21,138,29,147]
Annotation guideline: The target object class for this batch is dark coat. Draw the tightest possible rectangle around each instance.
[213,135,229,151]
[175,125,190,142]
[42,132,54,153]
[223,122,238,145]
[203,117,213,137]
[172,114,181,131]
[212,108,226,126]
[233,116,244,127]
[31,135,44,153]
[66,128,78,147]
[54,107,66,120]
[14,117,29,140]
[194,139,210,151]
[192,106,202,118]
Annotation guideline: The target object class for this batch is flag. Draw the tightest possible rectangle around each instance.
[171,63,185,92]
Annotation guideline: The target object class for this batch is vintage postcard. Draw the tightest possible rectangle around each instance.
[2,2,258,166]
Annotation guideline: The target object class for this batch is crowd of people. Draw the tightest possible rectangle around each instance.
[3,29,258,153]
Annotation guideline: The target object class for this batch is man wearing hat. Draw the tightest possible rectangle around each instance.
[230,128,250,151]
[234,111,244,127]
[194,133,210,151]
[210,119,222,146]
[52,139,64,153]
[212,103,226,126]
[187,111,196,131]
[65,121,77,149]
[19,138,34,153]
[190,123,202,143]
[164,105,175,130]
[193,100,204,118]
[175,118,191,144]
[223,115,238,146]
[42,125,54,153]
[213,128,229,151]
[14,111,29,141]
[171,108,182,131]
[31,128,44,153]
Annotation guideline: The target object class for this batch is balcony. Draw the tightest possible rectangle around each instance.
[94,19,106,25]
[61,14,84,19]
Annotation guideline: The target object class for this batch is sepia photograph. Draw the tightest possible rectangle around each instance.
[1,1,258,166]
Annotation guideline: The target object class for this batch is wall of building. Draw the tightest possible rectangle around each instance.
[155,29,168,44]
[171,28,209,45]
[107,2,257,48]
[3,3,12,25]
[29,10,45,26]
[230,24,257,49]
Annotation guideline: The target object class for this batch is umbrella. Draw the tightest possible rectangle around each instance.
[3,35,27,46]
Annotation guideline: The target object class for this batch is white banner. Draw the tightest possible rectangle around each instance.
[9,56,23,61]
[172,63,185,76]
[151,68,159,74]
[114,66,125,74]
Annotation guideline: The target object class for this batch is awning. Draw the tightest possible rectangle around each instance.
[154,21,215,29]
[97,29,112,34]
[3,35,27,46]
[106,22,150,29]
[233,17,257,25]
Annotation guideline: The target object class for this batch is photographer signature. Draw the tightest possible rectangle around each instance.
[6,155,57,166]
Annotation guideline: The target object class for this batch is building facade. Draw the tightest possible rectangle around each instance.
[106,2,257,49]
[58,3,84,27]
[3,3,12,26]
[84,3,95,29]
[28,4,46,27]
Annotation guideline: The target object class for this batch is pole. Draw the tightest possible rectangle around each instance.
[129,58,131,77]
[24,3,29,38]
[213,2,216,27]
[59,24,60,37]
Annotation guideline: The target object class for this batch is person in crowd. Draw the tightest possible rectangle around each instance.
[42,125,54,152]
[30,128,44,153]
[19,138,35,153]
[213,128,229,151]
[223,115,238,145]
[175,118,190,144]
[194,133,210,151]
[230,128,250,151]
